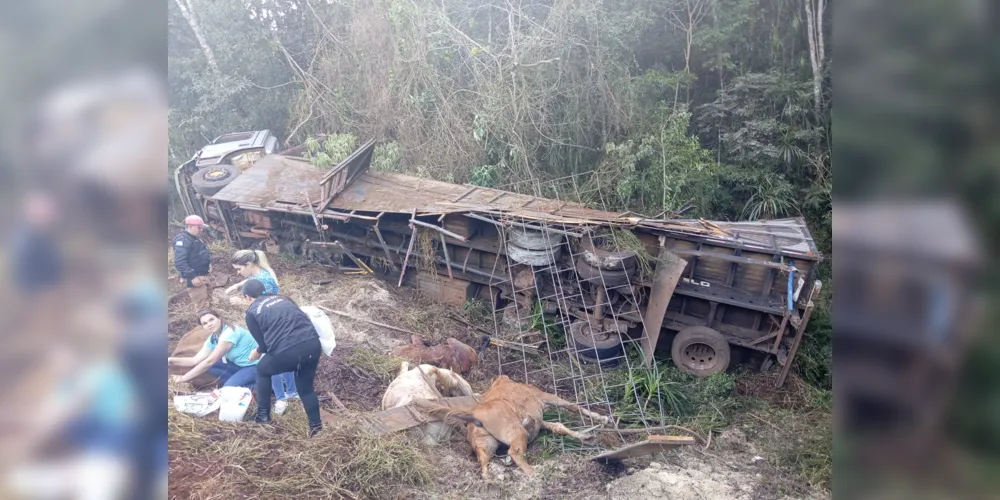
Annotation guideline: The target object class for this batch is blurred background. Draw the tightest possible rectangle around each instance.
[0,1,167,499]
[0,0,995,498]
[834,0,1000,498]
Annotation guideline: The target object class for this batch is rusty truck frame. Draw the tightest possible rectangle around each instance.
[175,134,823,386]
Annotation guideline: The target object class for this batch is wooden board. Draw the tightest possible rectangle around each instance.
[335,396,480,435]
[416,272,473,307]
[591,435,697,463]
[641,243,688,367]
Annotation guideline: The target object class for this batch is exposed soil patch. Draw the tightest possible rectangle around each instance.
[313,342,386,411]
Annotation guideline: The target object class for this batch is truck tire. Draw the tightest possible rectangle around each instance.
[575,256,634,287]
[192,163,240,197]
[670,326,731,377]
[569,320,623,360]
[577,351,621,368]
[507,242,560,266]
[581,238,638,272]
[508,227,564,251]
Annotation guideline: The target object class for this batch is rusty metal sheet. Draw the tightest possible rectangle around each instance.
[210,151,821,261]
[591,435,696,463]
[329,172,593,216]
[649,217,821,258]
[212,155,324,208]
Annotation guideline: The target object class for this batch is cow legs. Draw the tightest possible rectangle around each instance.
[506,433,535,477]
[536,392,611,425]
[467,425,499,479]
[540,420,596,441]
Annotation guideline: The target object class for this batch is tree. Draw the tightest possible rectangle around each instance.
[803,0,827,112]
[172,0,219,75]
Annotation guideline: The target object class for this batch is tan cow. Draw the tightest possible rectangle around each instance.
[381,362,475,445]
[392,335,478,374]
[168,325,220,389]
[415,375,610,479]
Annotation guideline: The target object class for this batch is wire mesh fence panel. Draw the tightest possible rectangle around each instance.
[475,176,668,454]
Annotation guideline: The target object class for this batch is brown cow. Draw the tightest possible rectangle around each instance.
[415,375,610,479]
[169,325,222,389]
[392,335,478,374]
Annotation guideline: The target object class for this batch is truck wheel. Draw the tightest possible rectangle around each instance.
[507,242,560,266]
[577,351,621,368]
[569,320,623,360]
[192,163,240,197]
[508,227,564,250]
[671,326,730,377]
[575,256,634,287]
[581,237,638,272]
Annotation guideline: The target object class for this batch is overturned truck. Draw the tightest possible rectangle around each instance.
[176,135,823,386]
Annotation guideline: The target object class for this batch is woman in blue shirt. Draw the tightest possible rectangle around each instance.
[169,309,297,411]
[226,249,280,296]
[225,250,298,409]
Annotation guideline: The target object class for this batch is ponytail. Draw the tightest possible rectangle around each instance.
[254,250,279,287]
[232,249,279,287]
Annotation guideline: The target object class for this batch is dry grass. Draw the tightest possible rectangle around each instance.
[343,347,407,384]
[414,229,439,277]
[594,228,657,278]
[169,405,433,499]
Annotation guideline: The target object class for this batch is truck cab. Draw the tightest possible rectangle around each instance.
[173,130,280,221]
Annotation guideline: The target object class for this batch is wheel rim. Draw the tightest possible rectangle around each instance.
[682,342,718,371]
[204,168,231,181]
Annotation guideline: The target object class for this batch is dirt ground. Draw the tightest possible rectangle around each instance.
[167,236,831,499]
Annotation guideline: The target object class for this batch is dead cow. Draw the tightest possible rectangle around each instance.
[169,326,220,389]
[381,362,475,445]
[416,375,611,479]
[392,335,478,374]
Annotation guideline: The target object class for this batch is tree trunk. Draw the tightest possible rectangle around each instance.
[173,0,220,75]
[804,0,826,113]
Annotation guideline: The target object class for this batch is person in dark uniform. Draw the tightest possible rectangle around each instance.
[7,191,64,334]
[242,279,324,437]
[172,215,211,289]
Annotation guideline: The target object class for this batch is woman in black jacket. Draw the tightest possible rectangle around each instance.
[242,279,324,437]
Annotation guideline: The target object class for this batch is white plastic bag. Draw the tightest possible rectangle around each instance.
[300,305,336,356]
[218,386,253,422]
[173,391,221,417]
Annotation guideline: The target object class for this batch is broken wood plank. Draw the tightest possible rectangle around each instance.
[327,391,348,410]
[439,232,454,279]
[372,222,399,271]
[591,435,696,463]
[365,396,481,434]
[315,305,423,336]
[398,208,418,287]
[640,240,687,367]
[452,186,478,203]
[302,189,327,240]
[776,281,822,388]
[410,218,470,242]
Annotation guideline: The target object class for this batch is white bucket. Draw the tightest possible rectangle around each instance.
[218,386,253,422]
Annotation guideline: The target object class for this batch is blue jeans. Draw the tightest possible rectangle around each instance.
[208,361,296,399]
[274,372,298,400]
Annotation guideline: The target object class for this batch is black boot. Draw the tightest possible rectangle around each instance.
[255,404,272,424]
[308,423,322,438]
